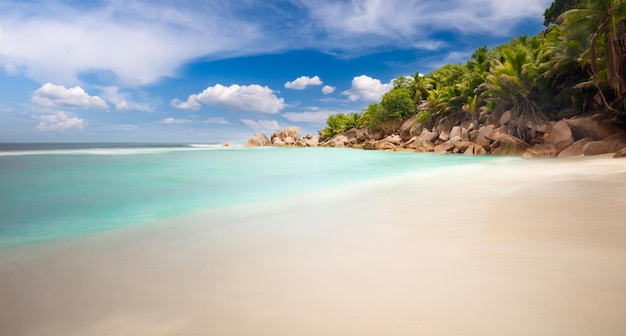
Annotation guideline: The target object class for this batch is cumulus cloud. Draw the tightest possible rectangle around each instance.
[34,111,86,132]
[284,76,323,90]
[160,117,229,125]
[0,2,269,86]
[240,119,280,132]
[31,83,107,109]
[171,84,285,113]
[342,75,393,102]
[322,85,336,95]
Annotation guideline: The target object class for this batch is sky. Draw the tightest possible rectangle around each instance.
[0,0,552,143]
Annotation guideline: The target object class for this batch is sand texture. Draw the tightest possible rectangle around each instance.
[1,157,626,335]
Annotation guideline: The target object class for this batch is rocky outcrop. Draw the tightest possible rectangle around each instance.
[244,133,271,147]
[434,136,462,154]
[248,127,321,148]
[416,128,439,143]
[449,126,469,142]
[399,118,423,142]
[272,137,285,146]
[566,114,623,140]
[356,128,370,142]
[476,125,495,148]
[322,129,358,147]
[363,140,377,150]
[438,119,456,142]
[382,134,402,146]
[542,120,574,153]
[295,134,319,147]
[522,144,557,159]
[485,126,507,142]
[491,134,530,156]
[557,138,593,158]
[301,134,319,147]
[414,141,435,152]
[248,112,626,158]
[325,135,349,148]
[453,141,475,153]
[271,127,301,144]
[464,144,488,156]
[583,133,626,156]
[222,141,233,147]
[614,148,626,158]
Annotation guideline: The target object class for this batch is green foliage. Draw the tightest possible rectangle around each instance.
[544,0,581,26]
[560,0,626,114]
[481,36,553,140]
[318,0,626,138]
[362,103,385,131]
[415,110,432,123]
[380,87,415,121]
[318,112,364,140]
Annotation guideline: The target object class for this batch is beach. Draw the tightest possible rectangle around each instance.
[1,154,626,335]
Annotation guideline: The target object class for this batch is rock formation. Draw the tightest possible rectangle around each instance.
[243,133,271,147]
[248,113,626,158]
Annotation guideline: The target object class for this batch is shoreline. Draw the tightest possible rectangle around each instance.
[1,155,626,335]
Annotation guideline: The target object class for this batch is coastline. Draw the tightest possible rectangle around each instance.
[1,154,625,335]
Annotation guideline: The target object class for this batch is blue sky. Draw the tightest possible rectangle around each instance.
[0,0,552,143]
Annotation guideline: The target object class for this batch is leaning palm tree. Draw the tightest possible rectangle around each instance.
[560,0,626,112]
[542,23,596,114]
[481,36,553,141]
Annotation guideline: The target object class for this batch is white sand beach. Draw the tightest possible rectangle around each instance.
[1,156,626,335]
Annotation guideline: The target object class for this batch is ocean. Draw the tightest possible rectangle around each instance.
[0,143,499,247]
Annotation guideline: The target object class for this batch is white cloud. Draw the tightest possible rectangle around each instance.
[172,84,285,113]
[301,0,549,41]
[34,111,86,132]
[322,85,336,95]
[0,1,548,88]
[31,83,107,109]
[161,117,229,125]
[240,119,280,132]
[342,75,393,102]
[97,86,155,112]
[0,2,270,86]
[161,117,187,125]
[413,40,448,51]
[284,76,323,90]
[170,95,202,111]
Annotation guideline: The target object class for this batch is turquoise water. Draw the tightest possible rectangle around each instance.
[0,144,497,247]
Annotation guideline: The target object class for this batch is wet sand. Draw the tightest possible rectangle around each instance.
[1,157,626,335]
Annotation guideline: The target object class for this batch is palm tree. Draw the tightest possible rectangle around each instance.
[481,36,553,141]
[319,113,364,140]
[560,0,626,112]
[542,24,595,114]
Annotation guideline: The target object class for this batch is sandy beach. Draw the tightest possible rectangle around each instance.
[1,156,626,335]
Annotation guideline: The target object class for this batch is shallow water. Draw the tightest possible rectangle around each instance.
[1,154,625,336]
[0,144,499,247]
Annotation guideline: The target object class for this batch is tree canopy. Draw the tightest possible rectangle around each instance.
[544,0,581,26]
[320,0,626,140]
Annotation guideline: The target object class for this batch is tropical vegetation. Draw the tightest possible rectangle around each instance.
[319,0,626,141]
